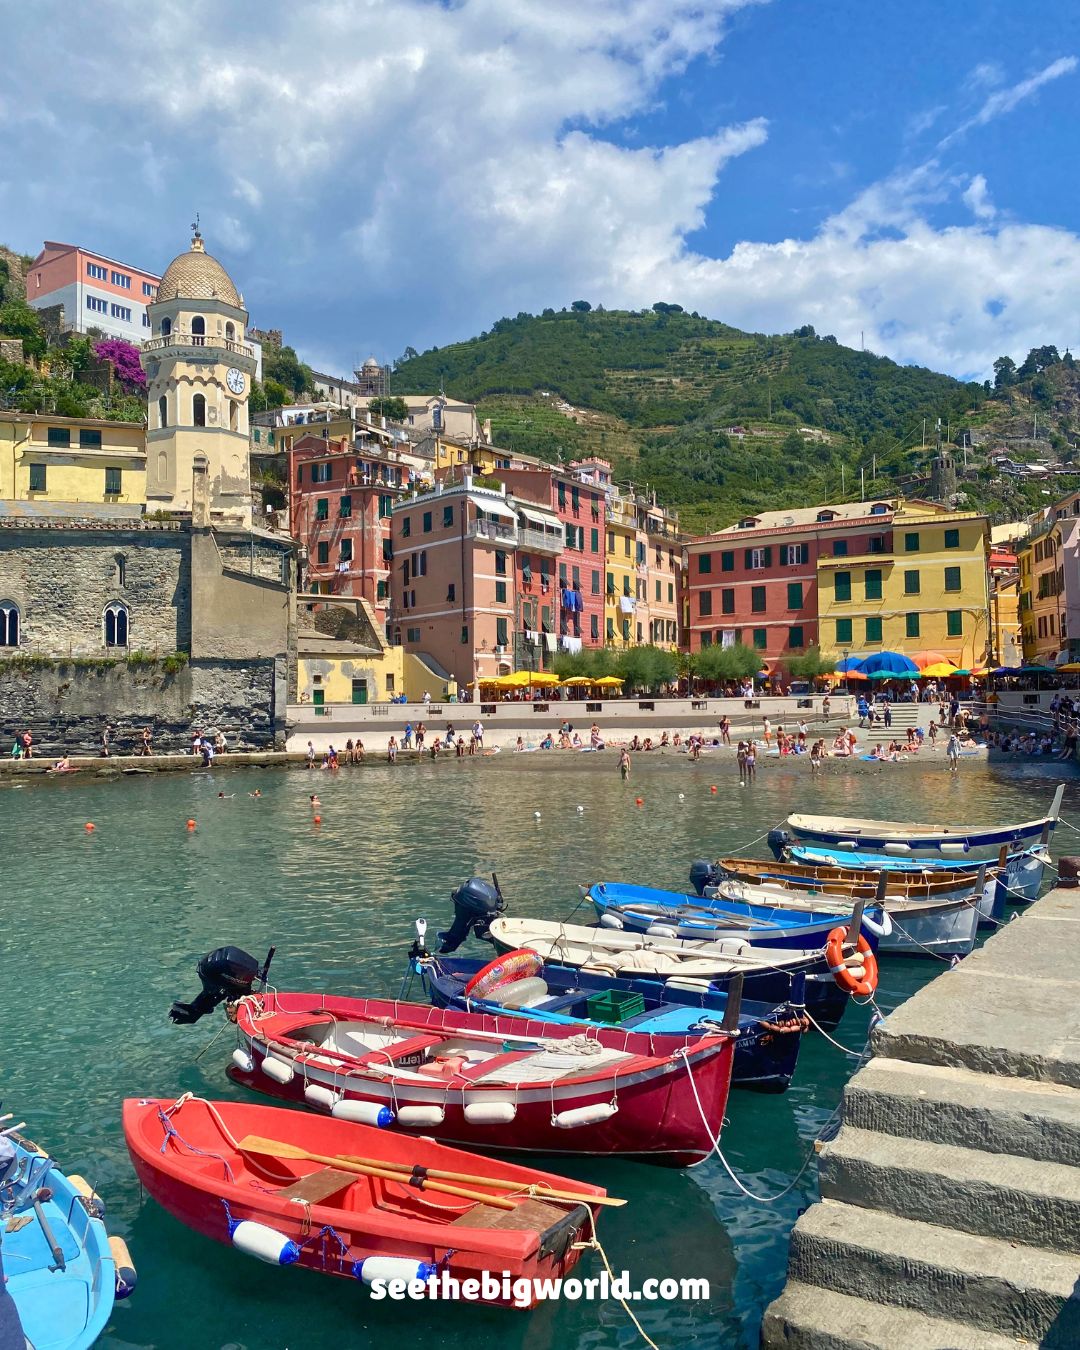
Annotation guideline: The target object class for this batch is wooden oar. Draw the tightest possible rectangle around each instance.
[334,1155,626,1208]
[237,1135,517,1210]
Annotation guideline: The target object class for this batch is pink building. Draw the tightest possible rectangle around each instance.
[26,241,161,345]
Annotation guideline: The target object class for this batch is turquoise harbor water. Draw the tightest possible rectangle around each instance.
[4,751,1078,1349]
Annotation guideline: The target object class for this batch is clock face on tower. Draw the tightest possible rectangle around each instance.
[226,367,246,396]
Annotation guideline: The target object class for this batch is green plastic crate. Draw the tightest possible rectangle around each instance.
[585,989,645,1024]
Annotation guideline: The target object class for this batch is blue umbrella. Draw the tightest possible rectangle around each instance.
[834,655,865,672]
[860,651,919,674]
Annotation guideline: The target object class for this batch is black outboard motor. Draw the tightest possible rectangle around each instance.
[438,876,506,952]
[169,945,271,1024]
[689,859,720,896]
[767,828,793,861]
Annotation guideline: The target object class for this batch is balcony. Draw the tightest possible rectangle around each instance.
[467,519,518,545]
[142,333,255,360]
[519,526,563,555]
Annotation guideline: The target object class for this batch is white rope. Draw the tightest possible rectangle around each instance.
[572,1207,662,1350]
[884,914,965,962]
[677,1049,819,1204]
[802,1006,869,1059]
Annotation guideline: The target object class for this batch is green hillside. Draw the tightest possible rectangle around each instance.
[393,307,992,531]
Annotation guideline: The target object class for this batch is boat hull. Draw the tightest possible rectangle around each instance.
[873,895,980,957]
[231,994,734,1168]
[781,843,1049,905]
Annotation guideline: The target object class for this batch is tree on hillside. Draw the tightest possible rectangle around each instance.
[1018,345,1061,378]
[993,355,1017,389]
[0,299,46,359]
[367,396,409,422]
[780,429,805,457]
[793,325,816,339]
[570,300,592,312]
[262,343,315,399]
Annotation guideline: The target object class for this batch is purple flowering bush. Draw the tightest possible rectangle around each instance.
[93,338,147,392]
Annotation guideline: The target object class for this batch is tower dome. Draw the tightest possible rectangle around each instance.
[157,229,242,308]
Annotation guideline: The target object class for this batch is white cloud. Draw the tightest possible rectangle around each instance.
[938,55,1077,148]
[962,173,995,221]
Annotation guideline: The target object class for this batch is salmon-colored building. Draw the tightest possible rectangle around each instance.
[290,427,422,628]
[26,241,161,345]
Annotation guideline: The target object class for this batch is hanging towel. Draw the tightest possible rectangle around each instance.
[619,595,636,613]
[544,633,557,653]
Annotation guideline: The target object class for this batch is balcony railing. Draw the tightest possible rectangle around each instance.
[142,333,254,359]
[467,520,517,544]
[519,526,562,554]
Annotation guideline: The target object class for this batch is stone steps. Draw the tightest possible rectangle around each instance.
[763,1280,1039,1350]
[819,1124,1080,1254]
[787,1198,1080,1345]
[843,1055,1080,1166]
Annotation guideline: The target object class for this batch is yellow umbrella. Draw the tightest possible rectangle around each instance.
[920,662,960,678]
[561,675,594,686]
[594,676,625,688]
[1058,662,1080,672]
[496,670,532,688]
[529,671,561,686]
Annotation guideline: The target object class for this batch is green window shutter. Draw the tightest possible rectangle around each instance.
[751,586,766,613]
[836,617,852,644]
[947,610,963,637]
[865,569,882,600]
[788,625,804,649]
[698,553,712,574]
[906,612,920,638]
[904,570,920,595]
[762,547,772,567]
[904,532,919,552]
[721,589,735,614]
[944,566,961,592]
[865,616,883,643]
[721,551,734,572]
[834,571,851,602]
[944,529,960,549]
[787,581,803,609]
[753,628,767,650]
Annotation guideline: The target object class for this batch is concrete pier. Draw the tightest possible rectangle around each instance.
[763,884,1080,1349]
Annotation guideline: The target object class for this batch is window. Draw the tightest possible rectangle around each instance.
[190,316,205,339]
[782,543,808,565]
[607,617,615,640]
[0,601,19,647]
[699,593,713,617]
[868,535,885,554]
[86,295,108,314]
[80,428,102,448]
[747,547,771,569]
[558,482,566,508]
[622,576,631,595]
[712,588,732,617]
[591,528,599,552]
[443,505,454,527]
[340,539,353,563]
[606,572,615,595]
[495,581,507,603]
[460,624,470,645]
[105,467,122,495]
[379,494,393,518]
[700,632,712,647]
[607,530,615,552]
[571,485,580,512]
[869,502,889,515]
[572,565,580,590]
[110,304,131,321]
[697,553,712,575]
[110,270,131,289]
[495,550,507,576]
[904,569,920,595]
[160,317,172,337]
[667,582,674,603]
[789,626,804,649]
[87,262,107,280]
[636,540,645,565]
[407,627,421,643]
[944,528,960,549]
[315,498,329,521]
[141,312,150,329]
[753,628,767,650]
[944,566,961,592]
[419,511,431,533]
[834,571,851,602]
[47,427,70,448]
[622,618,631,641]
[401,516,411,537]
[28,463,46,492]
[496,617,509,647]
[787,582,803,609]
[103,602,129,648]
[192,393,206,427]
[947,610,963,637]
[442,581,454,603]
[143,281,156,297]
[655,579,661,602]
[624,536,631,557]
[835,617,852,644]
[415,551,427,577]
[591,570,600,594]
[864,569,882,600]
[865,616,883,643]
[339,494,352,518]
[904,532,920,552]
[906,612,921,638]
[317,542,329,565]
[403,559,411,586]
[751,585,766,613]
[591,613,599,640]
[158,395,168,428]
[721,551,734,572]
[833,539,848,557]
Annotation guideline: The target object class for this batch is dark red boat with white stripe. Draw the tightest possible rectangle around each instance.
[228,993,735,1167]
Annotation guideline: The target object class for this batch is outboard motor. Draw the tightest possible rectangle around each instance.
[689,859,720,896]
[169,945,272,1024]
[438,875,506,953]
[767,828,793,861]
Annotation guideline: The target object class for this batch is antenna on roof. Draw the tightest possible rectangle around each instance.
[191,213,201,241]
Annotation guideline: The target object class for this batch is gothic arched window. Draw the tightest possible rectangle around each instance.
[193,393,206,427]
[104,602,129,648]
[158,395,168,429]
[0,601,19,647]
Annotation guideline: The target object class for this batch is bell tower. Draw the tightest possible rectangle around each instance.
[141,226,257,525]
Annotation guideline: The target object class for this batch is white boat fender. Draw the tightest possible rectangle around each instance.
[552,1102,618,1129]
[354,1255,437,1285]
[837,840,857,850]
[883,842,910,855]
[858,913,888,939]
[231,1049,255,1075]
[68,1174,106,1218]
[598,914,624,929]
[230,1219,300,1266]
[463,1101,517,1125]
[939,842,967,854]
[109,1235,138,1298]
[332,1100,395,1128]
[260,1055,295,1085]
[396,1105,446,1128]
[646,924,680,940]
[304,1083,341,1112]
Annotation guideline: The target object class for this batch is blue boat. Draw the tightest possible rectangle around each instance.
[0,1129,135,1350]
[412,954,807,1093]
[587,881,887,952]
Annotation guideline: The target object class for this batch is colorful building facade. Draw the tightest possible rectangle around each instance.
[26,240,160,345]
[0,412,146,506]
[1017,488,1080,665]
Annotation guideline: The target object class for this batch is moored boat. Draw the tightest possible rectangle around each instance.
[412,952,807,1092]
[0,1127,135,1350]
[228,992,735,1167]
[780,786,1063,859]
[123,1095,606,1307]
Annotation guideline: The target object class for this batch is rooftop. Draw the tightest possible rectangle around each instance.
[155,230,242,308]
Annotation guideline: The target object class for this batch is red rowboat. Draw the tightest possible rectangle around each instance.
[123,1096,608,1308]
[228,993,734,1167]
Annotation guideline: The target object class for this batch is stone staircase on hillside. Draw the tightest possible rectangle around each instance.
[762,885,1080,1349]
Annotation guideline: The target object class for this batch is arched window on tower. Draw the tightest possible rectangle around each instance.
[225,321,235,342]
[191,315,205,344]
[193,393,206,427]
[230,401,238,432]
[160,317,172,337]
[114,554,126,587]
[158,395,168,429]
[104,601,129,648]
[0,601,19,647]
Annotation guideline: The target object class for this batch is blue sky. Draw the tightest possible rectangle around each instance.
[1,0,1078,382]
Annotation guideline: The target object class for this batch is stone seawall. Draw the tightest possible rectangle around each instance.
[0,657,281,755]
[762,884,1080,1348]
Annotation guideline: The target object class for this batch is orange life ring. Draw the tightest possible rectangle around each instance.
[463,948,542,999]
[825,926,879,997]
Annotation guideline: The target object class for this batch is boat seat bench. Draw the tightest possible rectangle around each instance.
[276,1167,357,1205]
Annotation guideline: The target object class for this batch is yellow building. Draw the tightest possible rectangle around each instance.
[605,492,637,645]
[818,508,990,666]
[296,594,406,706]
[0,411,146,505]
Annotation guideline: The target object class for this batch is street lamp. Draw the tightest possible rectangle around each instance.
[842,648,850,696]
